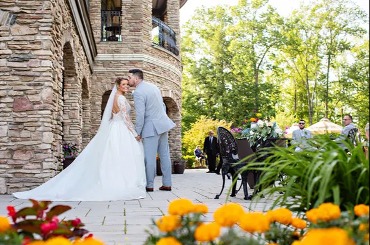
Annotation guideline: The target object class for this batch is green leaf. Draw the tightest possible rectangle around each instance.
[45,205,71,220]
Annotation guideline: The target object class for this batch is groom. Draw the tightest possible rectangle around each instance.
[128,69,176,192]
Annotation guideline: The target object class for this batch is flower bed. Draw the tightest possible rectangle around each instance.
[144,199,369,245]
[1,199,368,245]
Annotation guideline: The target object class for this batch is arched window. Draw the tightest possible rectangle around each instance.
[101,0,122,42]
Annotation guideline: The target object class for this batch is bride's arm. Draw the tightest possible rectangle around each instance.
[118,96,138,137]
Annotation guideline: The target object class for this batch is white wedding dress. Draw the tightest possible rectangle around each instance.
[13,87,146,201]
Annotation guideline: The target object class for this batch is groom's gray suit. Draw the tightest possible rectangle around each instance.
[133,81,176,188]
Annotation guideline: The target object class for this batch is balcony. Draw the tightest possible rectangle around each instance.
[152,17,179,56]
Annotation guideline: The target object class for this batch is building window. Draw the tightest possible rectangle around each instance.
[101,0,122,42]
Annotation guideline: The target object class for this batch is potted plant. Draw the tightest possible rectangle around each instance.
[173,159,185,174]
[156,154,162,176]
[62,143,79,169]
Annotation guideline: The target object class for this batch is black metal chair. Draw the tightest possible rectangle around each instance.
[215,127,255,200]
[347,128,361,146]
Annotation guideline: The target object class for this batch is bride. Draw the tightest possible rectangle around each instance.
[13,78,146,201]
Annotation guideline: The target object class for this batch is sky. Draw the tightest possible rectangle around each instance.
[180,0,370,26]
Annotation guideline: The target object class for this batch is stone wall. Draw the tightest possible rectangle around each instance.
[0,0,183,193]
[0,0,91,193]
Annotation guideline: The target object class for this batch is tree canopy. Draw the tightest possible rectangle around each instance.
[181,0,369,134]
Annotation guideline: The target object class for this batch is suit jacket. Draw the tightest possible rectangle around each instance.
[291,129,312,147]
[133,81,175,138]
[203,136,219,156]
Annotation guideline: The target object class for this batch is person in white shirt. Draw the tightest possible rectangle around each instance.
[291,119,312,152]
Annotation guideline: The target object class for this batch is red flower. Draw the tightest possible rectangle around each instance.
[72,218,81,227]
[40,221,58,235]
[51,216,59,223]
[7,206,16,221]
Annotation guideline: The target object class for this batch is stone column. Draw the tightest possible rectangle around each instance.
[166,0,181,51]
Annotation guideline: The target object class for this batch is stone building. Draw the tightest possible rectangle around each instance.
[0,0,185,194]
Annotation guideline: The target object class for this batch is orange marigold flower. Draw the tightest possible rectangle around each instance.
[250,117,257,122]
[193,203,208,214]
[156,215,181,232]
[291,217,307,229]
[213,203,244,227]
[316,203,341,222]
[156,237,181,245]
[45,237,72,245]
[0,216,11,233]
[354,204,369,217]
[359,223,368,231]
[291,241,302,245]
[28,241,46,245]
[238,212,270,233]
[194,222,221,242]
[73,237,105,245]
[306,208,320,224]
[266,208,293,225]
[168,198,194,216]
[298,227,355,245]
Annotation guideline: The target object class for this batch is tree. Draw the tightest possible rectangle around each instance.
[182,116,231,161]
[181,0,283,132]
[273,0,368,125]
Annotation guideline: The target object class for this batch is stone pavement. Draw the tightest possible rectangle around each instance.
[0,169,275,245]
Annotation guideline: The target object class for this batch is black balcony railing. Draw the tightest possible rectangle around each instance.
[152,17,179,56]
[101,10,122,42]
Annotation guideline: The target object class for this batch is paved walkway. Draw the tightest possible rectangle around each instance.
[0,169,275,245]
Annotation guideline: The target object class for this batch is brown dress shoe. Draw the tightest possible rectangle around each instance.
[159,186,171,191]
[146,187,154,192]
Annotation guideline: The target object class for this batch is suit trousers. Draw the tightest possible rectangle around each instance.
[142,132,172,188]
[207,153,217,172]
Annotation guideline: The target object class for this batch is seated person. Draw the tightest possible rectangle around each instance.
[194,145,206,165]
[291,119,313,152]
[335,114,358,149]
[341,114,356,136]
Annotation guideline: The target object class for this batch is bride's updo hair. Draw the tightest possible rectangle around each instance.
[115,77,128,88]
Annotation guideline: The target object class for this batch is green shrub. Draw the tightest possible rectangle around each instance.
[241,135,369,212]
[182,116,231,162]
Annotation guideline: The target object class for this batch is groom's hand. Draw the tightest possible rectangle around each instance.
[135,135,142,141]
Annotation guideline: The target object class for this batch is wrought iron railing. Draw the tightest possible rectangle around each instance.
[152,17,179,56]
[101,10,122,42]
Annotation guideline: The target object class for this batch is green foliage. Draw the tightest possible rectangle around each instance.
[182,116,231,161]
[242,135,369,212]
[181,1,282,132]
[182,0,368,134]
[0,231,23,245]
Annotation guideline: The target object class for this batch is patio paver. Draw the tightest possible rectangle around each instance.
[0,169,275,245]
